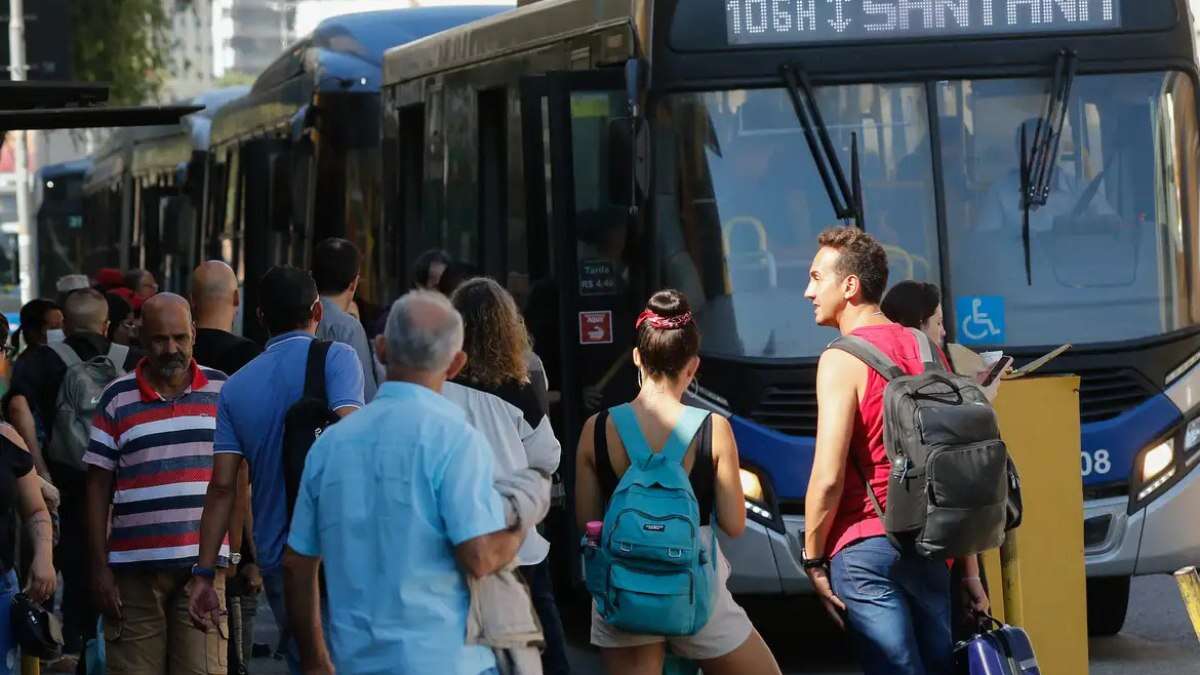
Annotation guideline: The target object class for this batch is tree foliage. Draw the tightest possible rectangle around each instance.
[70,0,174,105]
[216,71,256,88]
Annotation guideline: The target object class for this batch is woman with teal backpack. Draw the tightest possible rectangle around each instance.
[575,290,782,675]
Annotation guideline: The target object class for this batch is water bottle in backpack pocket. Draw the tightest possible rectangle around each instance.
[583,404,718,636]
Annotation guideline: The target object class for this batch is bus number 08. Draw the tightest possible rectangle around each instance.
[1081,450,1112,477]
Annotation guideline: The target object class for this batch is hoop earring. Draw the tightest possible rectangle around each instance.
[688,376,699,399]
[637,369,644,389]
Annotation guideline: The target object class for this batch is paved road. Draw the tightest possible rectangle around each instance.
[246,574,1196,674]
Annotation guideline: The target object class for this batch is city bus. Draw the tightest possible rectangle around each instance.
[205,6,508,341]
[81,87,247,294]
[381,0,1200,634]
[35,159,91,296]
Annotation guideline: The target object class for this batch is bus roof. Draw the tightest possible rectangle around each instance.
[212,6,509,148]
[383,0,640,86]
[37,158,92,181]
[85,86,248,189]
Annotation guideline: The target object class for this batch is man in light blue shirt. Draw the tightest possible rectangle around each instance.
[285,290,523,675]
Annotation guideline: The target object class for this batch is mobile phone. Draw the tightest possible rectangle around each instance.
[980,356,1013,388]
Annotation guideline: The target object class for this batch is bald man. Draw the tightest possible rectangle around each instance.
[6,288,142,656]
[191,261,262,377]
[84,293,234,675]
[189,262,261,672]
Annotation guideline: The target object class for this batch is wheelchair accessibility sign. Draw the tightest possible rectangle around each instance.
[955,296,1005,345]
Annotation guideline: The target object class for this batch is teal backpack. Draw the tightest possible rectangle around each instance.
[584,403,717,636]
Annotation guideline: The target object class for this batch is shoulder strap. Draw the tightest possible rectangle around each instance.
[849,459,887,522]
[106,343,131,375]
[828,335,905,381]
[48,341,82,369]
[304,341,332,401]
[609,404,652,468]
[907,328,944,373]
[660,406,710,465]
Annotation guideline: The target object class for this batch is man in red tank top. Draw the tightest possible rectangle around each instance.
[801,228,953,675]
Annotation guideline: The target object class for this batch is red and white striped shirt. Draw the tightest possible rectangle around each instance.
[83,360,230,568]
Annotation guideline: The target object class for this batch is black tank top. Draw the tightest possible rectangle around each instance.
[593,409,716,525]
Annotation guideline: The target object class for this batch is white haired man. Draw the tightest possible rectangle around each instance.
[283,290,524,675]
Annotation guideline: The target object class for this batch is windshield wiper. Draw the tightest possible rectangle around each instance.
[780,64,864,228]
[1019,49,1078,284]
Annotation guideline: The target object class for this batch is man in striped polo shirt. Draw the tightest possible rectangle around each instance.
[84,293,233,674]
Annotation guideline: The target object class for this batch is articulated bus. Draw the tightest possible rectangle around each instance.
[36,159,91,296]
[81,87,248,294]
[205,6,507,342]
[382,0,1200,633]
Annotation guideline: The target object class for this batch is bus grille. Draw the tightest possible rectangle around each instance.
[1077,369,1156,423]
[749,368,1154,435]
[750,381,818,436]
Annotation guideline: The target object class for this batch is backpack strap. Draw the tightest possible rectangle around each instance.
[105,343,131,376]
[48,342,82,369]
[609,404,651,467]
[660,406,711,465]
[907,328,944,373]
[304,341,332,401]
[828,335,905,381]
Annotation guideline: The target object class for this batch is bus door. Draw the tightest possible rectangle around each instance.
[520,68,642,571]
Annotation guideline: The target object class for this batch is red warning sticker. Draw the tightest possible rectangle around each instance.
[578,311,613,345]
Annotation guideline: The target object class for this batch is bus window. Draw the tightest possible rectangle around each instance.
[478,87,509,282]
[659,83,939,359]
[939,71,1200,346]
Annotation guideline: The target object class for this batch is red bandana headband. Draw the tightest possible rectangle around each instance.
[636,309,693,331]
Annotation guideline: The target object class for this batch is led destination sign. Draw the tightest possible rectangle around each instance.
[726,0,1122,46]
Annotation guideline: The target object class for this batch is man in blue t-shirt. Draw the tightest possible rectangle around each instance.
[188,266,365,674]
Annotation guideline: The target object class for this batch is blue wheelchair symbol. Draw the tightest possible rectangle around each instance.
[955,296,1005,345]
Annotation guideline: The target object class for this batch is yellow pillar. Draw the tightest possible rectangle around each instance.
[21,655,39,675]
[990,375,1088,675]
[1174,566,1200,642]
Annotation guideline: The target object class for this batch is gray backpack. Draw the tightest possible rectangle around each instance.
[46,342,130,470]
[830,328,1010,558]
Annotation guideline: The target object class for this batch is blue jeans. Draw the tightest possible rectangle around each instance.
[0,570,18,675]
[520,559,570,675]
[264,568,332,675]
[831,536,953,675]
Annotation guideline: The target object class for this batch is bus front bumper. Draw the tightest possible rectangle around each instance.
[725,462,1200,593]
[721,515,814,595]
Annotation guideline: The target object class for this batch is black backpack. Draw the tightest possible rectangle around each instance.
[830,328,1018,559]
[283,340,340,516]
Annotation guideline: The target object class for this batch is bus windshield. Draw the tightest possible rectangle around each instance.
[659,84,941,359]
[939,71,1200,347]
[658,71,1200,358]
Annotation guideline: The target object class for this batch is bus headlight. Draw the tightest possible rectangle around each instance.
[740,468,765,503]
[1186,418,1200,453]
[1136,440,1176,502]
[738,466,783,532]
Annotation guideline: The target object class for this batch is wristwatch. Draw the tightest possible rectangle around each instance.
[800,546,830,572]
[191,564,216,580]
[229,553,242,565]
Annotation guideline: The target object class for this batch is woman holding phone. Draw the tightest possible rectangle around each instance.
[881,280,993,634]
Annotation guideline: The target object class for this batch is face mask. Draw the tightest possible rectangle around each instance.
[46,329,65,344]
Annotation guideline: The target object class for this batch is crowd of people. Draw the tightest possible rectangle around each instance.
[0,227,1004,675]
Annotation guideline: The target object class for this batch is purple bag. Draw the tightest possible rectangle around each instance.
[955,616,1041,675]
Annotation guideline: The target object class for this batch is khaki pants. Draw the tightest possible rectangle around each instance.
[104,569,228,675]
